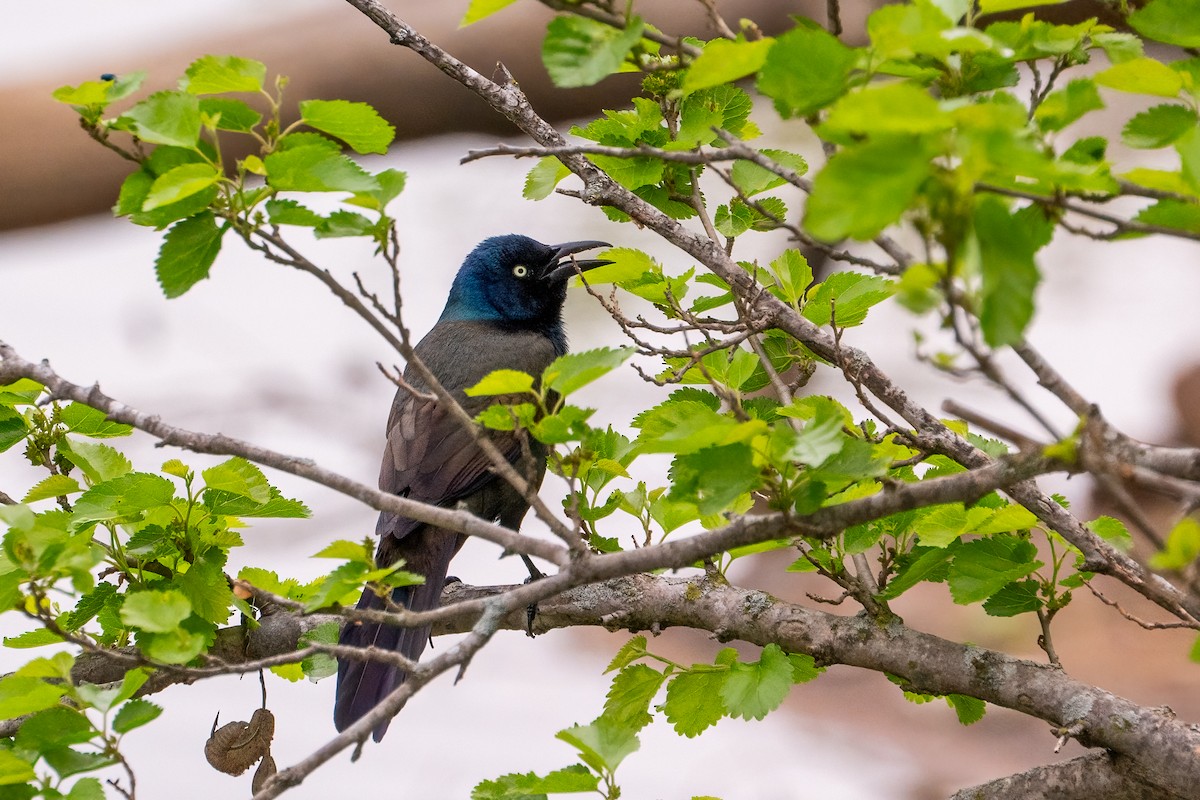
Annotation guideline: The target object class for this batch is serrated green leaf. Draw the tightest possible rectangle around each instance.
[299,99,395,155]
[824,82,951,137]
[974,199,1051,347]
[1094,58,1184,98]
[1034,79,1103,132]
[177,556,233,625]
[946,694,986,725]
[576,247,653,287]
[669,443,759,515]
[118,91,202,148]
[721,644,793,721]
[112,698,163,733]
[120,589,192,633]
[1129,0,1200,48]
[768,249,813,307]
[465,370,536,397]
[805,135,933,241]
[141,163,221,212]
[544,348,632,397]
[757,24,856,117]
[0,675,66,719]
[0,749,35,785]
[802,272,895,327]
[3,629,64,649]
[543,15,644,88]
[947,535,1042,604]
[23,475,83,504]
[982,579,1042,616]
[605,635,648,673]
[878,545,954,599]
[0,406,27,453]
[71,473,176,529]
[1150,517,1200,570]
[265,198,324,227]
[663,670,726,737]
[58,403,132,438]
[536,765,598,793]
[523,157,571,201]
[155,211,224,298]
[1087,515,1133,551]
[683,37,774,92]
[201,457,270,504]
[556,718,640,774]
[183,55,266,94]
[15,708,95,751]
[471,770,549,800]
[264,145,379,193]
[603,664,665,732]
[1122,105,1197,149]
[136,623,208,664]
[461,0,520,26]
[199,97,262,132]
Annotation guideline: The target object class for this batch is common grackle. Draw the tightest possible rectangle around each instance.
[334,234,611,741]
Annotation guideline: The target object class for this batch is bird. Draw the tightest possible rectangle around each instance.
[334,234,611,741]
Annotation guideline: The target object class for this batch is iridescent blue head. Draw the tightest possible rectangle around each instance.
[440,235,611,351]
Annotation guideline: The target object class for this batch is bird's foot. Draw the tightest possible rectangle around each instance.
[520,555,544,638]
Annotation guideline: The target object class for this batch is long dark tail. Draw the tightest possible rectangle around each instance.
[334,574,444,741]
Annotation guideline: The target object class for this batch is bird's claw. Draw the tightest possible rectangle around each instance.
[520,556,543,637]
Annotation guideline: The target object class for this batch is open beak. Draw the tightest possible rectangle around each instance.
[542,240,613,282]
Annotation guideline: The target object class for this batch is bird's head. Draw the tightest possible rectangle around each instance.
[440,235,611,336]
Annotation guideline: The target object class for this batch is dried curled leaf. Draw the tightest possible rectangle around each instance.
[204,707,276,776]
[251,752,277,794]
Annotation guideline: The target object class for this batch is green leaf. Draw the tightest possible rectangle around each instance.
[461,0,520,26]
[120,589,192,633]
[199,97,262,132]
[1150,517,1200,570]
[23,475,83,504]
[982,579,1042,617]
[544,348,632,397]
[112,698,163,733]
[0,675,66,719]
[805,135,933,241]
[182,55,266,94]
[605,635,648,673]
[1033,79,1104,132]
[603,664,665,731]
[1129,0,1200,48]
[299,99,395,155]
[471,771,549,800]
[663,669,726,737]
[264,145,379,193]
[1122,105,1197,149]
[1135,199,1200,233]
[823,82,951,137]
[757,24,856,117]
[66,778,105,800]
[729,150,808,198]
[202,457,270,504]
[118,91,202,148]
[0,407,27,453]
[58,439,131,484]
[536,766,598,793]
[141,163,221,212]
[1094,58,1183,98]
[0,750,35,786]
[946,694,986,725]
[59,403,132,438]
[669,443,759,515]
[683,37,774,92]
[576,247,653,286]
[542,15,645,88]
[555,718,639,774]
[15,708,95,751]
[788,653,823,683]
[768,249,813,306]
[4,629,64,649]
[634,401,764,455]
[1087,515,1133,551]
[42,747,115,778]
[947,535,1042,604]
[523,157,571,200]
[266,199,325,227]
[177,555,233,625]
[155,211,224,298]
[71,473,176,528]
[465,370,536,397]
[721,644,793,721]
[973,199,1051,347]
[980,0,1065,12]
[879,545,954,600]
[137,624,208,664]
[802,272,895,327]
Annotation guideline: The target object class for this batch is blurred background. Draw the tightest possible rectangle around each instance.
[2,1,1198,798]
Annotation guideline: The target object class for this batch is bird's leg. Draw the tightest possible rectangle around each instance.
[519,555,544,637]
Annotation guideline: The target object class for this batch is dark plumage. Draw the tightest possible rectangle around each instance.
[334,234,611,741]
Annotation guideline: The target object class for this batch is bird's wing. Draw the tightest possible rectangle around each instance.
[376,390,525,541]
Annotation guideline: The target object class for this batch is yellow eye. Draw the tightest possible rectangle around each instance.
[512,264,529,278]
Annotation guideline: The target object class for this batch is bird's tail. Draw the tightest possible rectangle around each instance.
[333,574,444,741]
